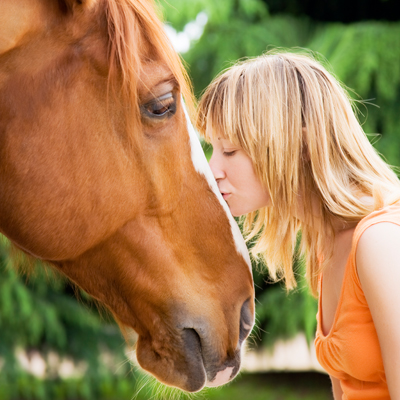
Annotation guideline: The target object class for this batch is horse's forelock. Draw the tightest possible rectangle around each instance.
[104,0,194,143]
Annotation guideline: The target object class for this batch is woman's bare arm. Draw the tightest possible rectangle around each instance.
[357,222,400,399]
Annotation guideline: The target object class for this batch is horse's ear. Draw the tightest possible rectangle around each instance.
[58,0,98,13]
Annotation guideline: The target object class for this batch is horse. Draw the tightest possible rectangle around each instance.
[0,0,255,393]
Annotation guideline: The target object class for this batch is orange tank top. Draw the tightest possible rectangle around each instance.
[315,203,400,399]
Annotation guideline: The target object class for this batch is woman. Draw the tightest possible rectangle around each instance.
[196,51,400,399]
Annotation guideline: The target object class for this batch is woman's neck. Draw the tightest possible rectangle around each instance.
[295,192,373,235]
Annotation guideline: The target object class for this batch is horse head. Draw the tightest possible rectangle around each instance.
[0,0,255,392]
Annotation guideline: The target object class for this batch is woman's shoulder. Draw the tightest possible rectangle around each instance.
[355,201,400,239]
[349,201,400,281]
[355,202,400,277]
[357,221,400,257]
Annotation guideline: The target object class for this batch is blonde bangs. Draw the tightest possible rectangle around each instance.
[197,50,400,296]
[196,70,247,149]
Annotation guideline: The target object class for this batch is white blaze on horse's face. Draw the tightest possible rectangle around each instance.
[183,106,252,272]
[183,107,254,388]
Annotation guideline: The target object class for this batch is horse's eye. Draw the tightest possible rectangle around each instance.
[141,92,177,120]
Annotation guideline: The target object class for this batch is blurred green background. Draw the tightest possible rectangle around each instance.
[1,0,399,399]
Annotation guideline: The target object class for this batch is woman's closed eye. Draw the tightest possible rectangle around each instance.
[223,150,237,157]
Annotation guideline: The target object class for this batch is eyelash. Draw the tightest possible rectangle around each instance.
[141,92,177,120]
[223,151,236,157]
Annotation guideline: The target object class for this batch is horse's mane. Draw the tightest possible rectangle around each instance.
[104,0,194,142]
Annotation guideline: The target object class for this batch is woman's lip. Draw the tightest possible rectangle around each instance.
[221,193,231,200]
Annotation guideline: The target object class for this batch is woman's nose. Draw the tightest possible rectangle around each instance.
[209,153,225,180]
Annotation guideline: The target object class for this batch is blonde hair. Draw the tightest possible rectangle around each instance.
[196,50,400,295]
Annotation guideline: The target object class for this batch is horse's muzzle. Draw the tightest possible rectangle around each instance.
[181,298,254,392]
[133,297,254,392]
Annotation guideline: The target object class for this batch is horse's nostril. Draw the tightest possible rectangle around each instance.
[180,328,206,391]
[183,328,202,355]
[239,298,254,342]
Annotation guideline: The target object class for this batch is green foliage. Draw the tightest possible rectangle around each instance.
[308,21,400,166]
[248,239,317,349]
[161,0,312,96]
[0,236,138,400]
[159,0,268,31]
[253,273,317,348]
[184,15,312,96]
[0,373,143,400]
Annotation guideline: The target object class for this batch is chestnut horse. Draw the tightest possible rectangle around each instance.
[0,0,254,393]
